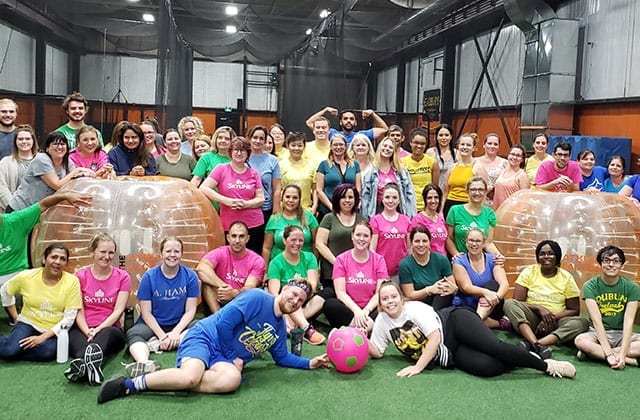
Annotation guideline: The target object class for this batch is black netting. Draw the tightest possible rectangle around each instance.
[155,0,193,128]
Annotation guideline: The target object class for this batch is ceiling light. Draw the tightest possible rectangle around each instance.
[142,13,155,23]
[320,9,330,18]
[226,25,237,33]
[127,0,140,2]
[306,28,312,35]
[225,6,238,16]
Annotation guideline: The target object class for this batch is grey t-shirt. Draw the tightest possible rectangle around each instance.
[8,152,74,210]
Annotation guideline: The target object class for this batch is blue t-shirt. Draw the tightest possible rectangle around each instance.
[248,152,281,211]
[329,128,374,145]
[452,252,496,308]
[580,166,608,191]
[136,265,200,326]
[108,144,157,176]
[189,289,309,368]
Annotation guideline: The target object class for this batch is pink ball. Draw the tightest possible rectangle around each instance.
[326,327,369,373]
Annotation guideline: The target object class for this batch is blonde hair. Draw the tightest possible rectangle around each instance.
[374,137,402,173]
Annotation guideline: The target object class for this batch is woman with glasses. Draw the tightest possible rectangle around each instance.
[7,131,94,212]
[493,144,529,210]
[445,177,501,258]
[316,133,361,218]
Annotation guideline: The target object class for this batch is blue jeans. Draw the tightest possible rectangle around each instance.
[0,322,57,361]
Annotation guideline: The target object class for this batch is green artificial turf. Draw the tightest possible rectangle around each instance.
[1,317,638,420]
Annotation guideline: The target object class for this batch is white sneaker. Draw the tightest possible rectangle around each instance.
[545,359,576,379]
[147,337,163,354]
[123,360,161,377]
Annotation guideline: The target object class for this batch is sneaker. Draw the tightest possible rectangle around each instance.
[576,350,588,361]
[147,337,163,354]
[497,317,512,331]
[97,376,131,404]
[545,359,576,379]
[533,343,552,360]
[64,358,86,382]
[519,340,533,352]
[303,325,326,345]
[124,360,161,377]
[84,343,104,386]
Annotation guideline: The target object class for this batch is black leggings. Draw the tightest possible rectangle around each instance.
[443,307,546,377]
[323,294,378,328]
[69,325,126,362]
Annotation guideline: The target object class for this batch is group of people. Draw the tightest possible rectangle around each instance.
[1,97,639,404]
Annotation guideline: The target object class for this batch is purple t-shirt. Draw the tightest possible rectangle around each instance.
[69,150,110,171]
[202,246,266,290]
[370,213,410,276]
[534,160,583,191]
[210,163,264,230]
[75,266,131,328]
[333,250,388,308]
[410,212,448,255]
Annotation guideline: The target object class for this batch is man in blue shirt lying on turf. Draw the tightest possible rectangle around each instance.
[98,280,330,403]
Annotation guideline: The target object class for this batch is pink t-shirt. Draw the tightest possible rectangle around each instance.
[370,213,410,276]
[69,150,110,171]
[534,160,583,191]
[202,246,266,290]
[333,250,388,308]
[410,212,448,255]
[75,266,131,328]
[210,163,264,230]
[376,167,399,203]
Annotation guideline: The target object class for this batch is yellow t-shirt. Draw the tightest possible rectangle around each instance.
[6,268,82,330]
[279,158,317,210]
[515,264,580,314]
[401,154,436,211]
[303,140,330,171]
[525,154,554,184]
[446,163,474,202]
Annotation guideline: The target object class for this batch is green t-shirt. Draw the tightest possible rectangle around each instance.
[192,152,231,212]
[156,154,197,181]
[56,123,104,149]
[265,210,318,260]
[192,152,231,179]
[318,212,366,285]
[267,250,318,287]
[0,203,41,275]
[446,205,496,253]
[398,252,452,290]
[583,275,640,331]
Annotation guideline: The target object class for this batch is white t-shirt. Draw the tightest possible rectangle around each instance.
[370,301,442,361]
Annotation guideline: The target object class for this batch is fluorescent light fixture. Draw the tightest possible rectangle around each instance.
[127,0,140,3]
[306,28,312,35]
[142,13,155,23]
[225,5,238,16]
[320,9,330,18]
[226,25,237,33]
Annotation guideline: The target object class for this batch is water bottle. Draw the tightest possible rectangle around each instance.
[124,307,135,332]
[290,328,304,356]
[56,326,69,363]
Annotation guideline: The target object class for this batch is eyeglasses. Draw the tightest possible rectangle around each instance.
[508,152,523,158]
[232,149,247,154]
[602,257,622,266]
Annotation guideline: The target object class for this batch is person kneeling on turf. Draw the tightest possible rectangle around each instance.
[98,280,331,403]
